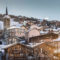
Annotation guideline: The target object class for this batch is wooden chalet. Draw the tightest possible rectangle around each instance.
[29,33,58,43]
[3,42,48,60]
[39,41,60,60]
[2,33,59,60]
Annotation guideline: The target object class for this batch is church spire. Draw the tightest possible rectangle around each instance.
[6,6,8,15]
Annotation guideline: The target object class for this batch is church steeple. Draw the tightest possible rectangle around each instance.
[6,6,8,15]
[3,0,10,31]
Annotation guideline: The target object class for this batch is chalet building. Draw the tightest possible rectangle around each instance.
[7,26,20,37]
[5,26,26,44]
[3,42,49,60]
[7,25,25,38]
[28,33,58,43]
[1,37,60,60]
[40,41,60,60]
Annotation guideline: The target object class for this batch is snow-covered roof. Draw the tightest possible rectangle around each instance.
[40,31,48,34]
[3,15,11,19]
[26,42,44,48]
[20,40,25,44]
[0,42,26,49]
[1,42,19,49]
[30,25,42,30]
[53,29,58,31]
[10,19,23,28]
[53,37,60,42]
[7,25,20,30]
[17,24,23,27]
[45,28,53,31]
[0,41,44,49]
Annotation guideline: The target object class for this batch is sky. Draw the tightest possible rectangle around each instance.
[0,0,60,20]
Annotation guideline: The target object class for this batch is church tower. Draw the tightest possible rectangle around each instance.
[6,6,8,15]
[4,7,10,30]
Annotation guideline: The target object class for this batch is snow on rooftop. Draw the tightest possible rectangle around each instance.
[7,25,20,30]
[0,41,44,50]
[30,25,42,30]
[1,42,18,49]
[26,42,44,48]
[10,19,23,29]
[16,24,23,28]
[0,42,25,49]
[10,19,18,26]
[20,40,25,44]
[40,31,48,34]
[3,15,10,19]
[53,37,60,42]
[53,29,58,31]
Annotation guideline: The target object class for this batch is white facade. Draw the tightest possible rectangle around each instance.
[28,29,40,38]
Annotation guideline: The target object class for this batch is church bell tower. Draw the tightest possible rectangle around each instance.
[4,7,10,30]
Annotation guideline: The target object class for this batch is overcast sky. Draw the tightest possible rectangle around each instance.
[0,0,60,20]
